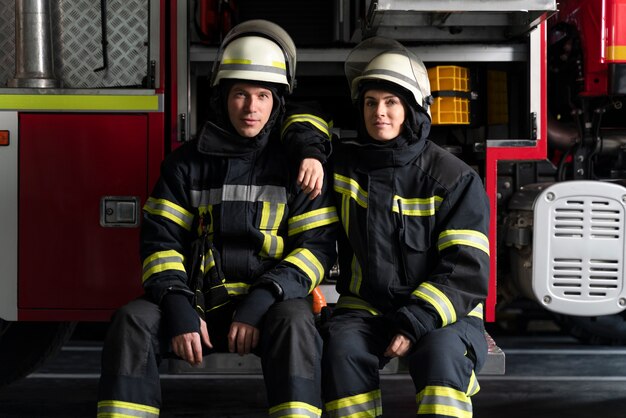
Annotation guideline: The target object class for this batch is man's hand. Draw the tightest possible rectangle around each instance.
[384,333,412,358]
[171,318,212,365]
[297,158,324,200]
[228,321,260,356]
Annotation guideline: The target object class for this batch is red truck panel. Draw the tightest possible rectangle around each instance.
[18,113,148,318]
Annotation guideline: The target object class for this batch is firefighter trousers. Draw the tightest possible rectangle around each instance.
[97,296,323,417]
[321,310,487,418]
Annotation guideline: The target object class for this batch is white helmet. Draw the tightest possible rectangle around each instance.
[346,37,432,113]
[210,20,297,94]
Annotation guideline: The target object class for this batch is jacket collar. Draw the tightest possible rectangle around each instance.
[196,121,271,158]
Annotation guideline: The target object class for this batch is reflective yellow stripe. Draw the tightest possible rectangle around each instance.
[97,400,160,417]
[143,197,194,231]
[349,255,363,295]
[284,248,325,291]
[197,206,214,236]
[412,283,456,326]
[416,386,472,418]
[392,195,443,216]
[438,229,490,255]
[260,202,285,259]
[288,206,339,236]
[467,303,484,320]
[269,401,322,418]
[225,282,250,296]
[335,296,381,316]
[201,249,216,274]
[142,250,186,283]
[0,94,160,111]
[223,58,252,65]
[333,173,368,208]
[340,195,350,234]
[465,370,480,396]
[325,389,382,418]
[281,113,332,139]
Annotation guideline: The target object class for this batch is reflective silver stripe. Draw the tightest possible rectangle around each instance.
[438,229,490,255]
[363,68,420,89]
[333,173,368,208]
[219,62,286,76]
[416,386,472,417]
[260,202,285,259]
[97,400,159,417]
[325,389,382,418]
[466,370,480,397]
[202,249,216,274]
[269,401,322,418]
[223,184,287,203]
[190,184,287,206]
[190,188,222,207]
[288,206,339,236]
[335,296,381,316]
[412,283,456,326]
[281,113,332,139]
[392,195,443,216]
[142,250,186,283]
[349,255,362,295]
[143,197,194,230]
[284,248,325,291]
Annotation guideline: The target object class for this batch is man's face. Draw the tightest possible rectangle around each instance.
[227,82,274,138]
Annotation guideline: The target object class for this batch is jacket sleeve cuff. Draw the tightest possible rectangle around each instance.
[160,293,200,340]
[232,287,276,328]
[392,305,439,343]
[298,144,327,164]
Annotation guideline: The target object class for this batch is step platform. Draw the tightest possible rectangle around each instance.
[168,331,505,376]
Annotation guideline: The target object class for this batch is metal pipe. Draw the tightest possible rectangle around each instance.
[8,0,59,88]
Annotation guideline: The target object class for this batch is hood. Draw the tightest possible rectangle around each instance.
[198,80,285,157]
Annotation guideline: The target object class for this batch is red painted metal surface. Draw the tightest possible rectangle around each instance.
[484,22,549,322]
[18,113,150,320]
[553,0,626,95]
[606,0,626,62]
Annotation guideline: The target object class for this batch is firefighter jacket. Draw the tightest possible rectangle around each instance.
[140,108,338,338]
[331,123,490,343]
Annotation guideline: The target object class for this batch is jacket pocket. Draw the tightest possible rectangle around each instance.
[397,215,433,285]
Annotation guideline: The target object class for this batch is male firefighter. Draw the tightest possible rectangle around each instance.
[97,20,338,418]
[322,37,490,417]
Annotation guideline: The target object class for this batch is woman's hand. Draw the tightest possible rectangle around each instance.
[297,158,324,200]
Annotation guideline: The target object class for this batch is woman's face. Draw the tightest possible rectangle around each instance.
[363,89,406,141]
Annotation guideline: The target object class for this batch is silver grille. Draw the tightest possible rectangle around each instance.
[533,181,626,316]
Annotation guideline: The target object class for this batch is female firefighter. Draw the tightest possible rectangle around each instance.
[322,37,490,417]
[97,20,338,418]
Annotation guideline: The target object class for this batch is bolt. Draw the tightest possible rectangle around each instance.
[576,168,584,175]
[543,295,552,304]
[619,298,626,307]
[546,192,555,201]
[106,208,114,216]
[576,155,584,162]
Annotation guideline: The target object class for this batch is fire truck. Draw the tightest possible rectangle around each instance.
[1,0,624,385]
